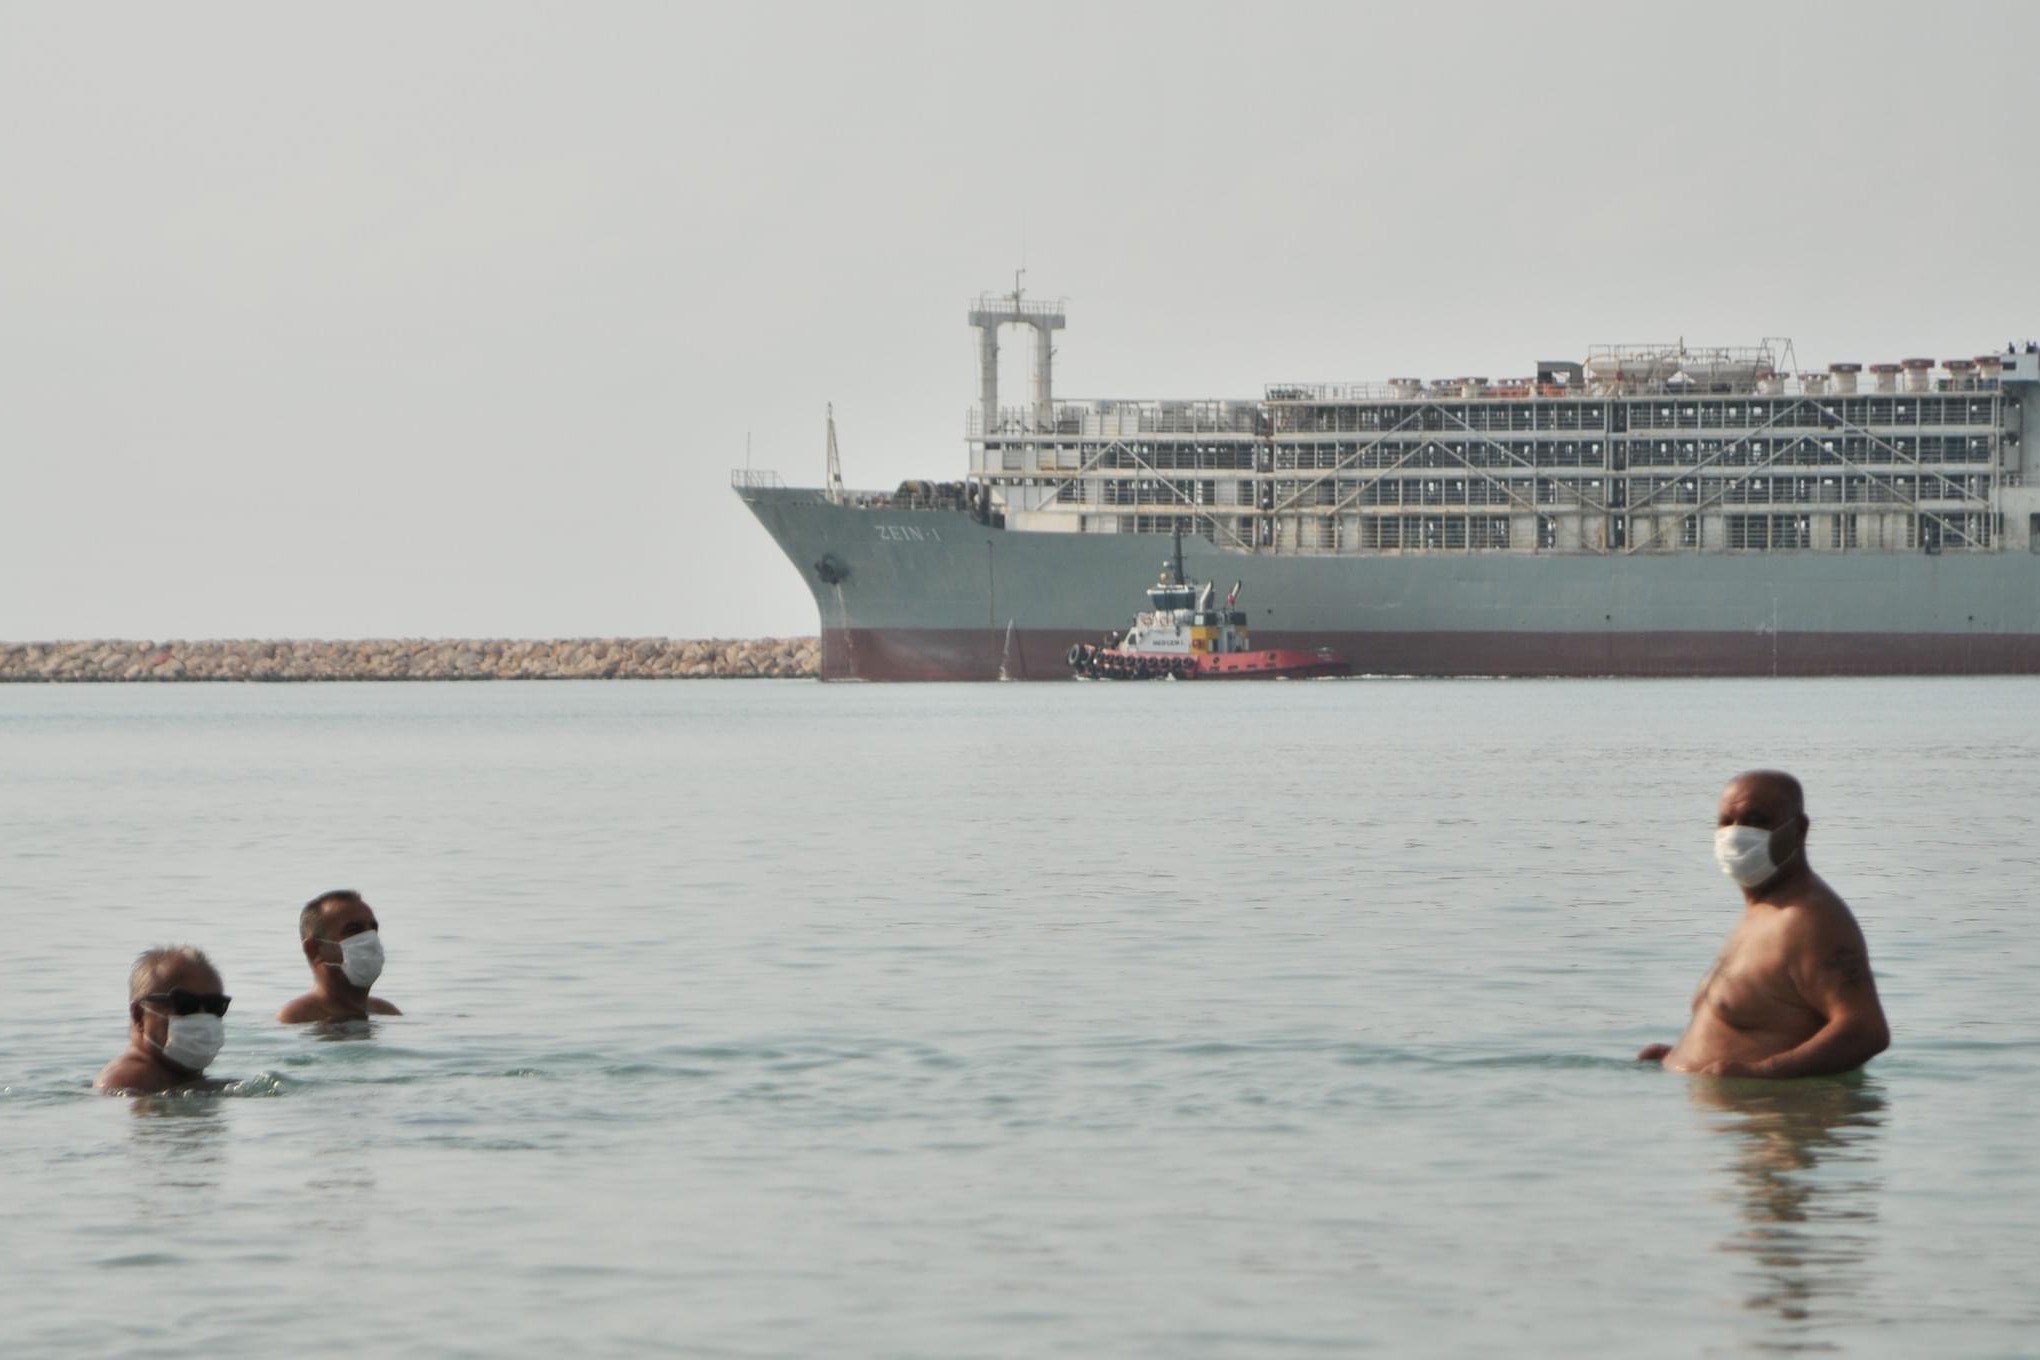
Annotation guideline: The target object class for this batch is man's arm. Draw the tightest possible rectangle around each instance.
[1707,915,1889,1079]
[1638,956,1721,1062]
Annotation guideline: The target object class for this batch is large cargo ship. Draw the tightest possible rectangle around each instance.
[736,288,2040,680]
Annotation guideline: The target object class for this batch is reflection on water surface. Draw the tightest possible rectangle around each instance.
[1695,1076,1885,1349]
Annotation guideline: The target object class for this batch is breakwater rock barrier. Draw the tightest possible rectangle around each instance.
[0,638,821,682]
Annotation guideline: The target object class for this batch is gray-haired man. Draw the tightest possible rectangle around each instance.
[95,946,231,1093]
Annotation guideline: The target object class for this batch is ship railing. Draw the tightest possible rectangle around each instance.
[1265,376,2010,403]
[1267,382,1405,402]
[968,294,1067,321]
[1268,379,1602,401]
[727,471,982,513]
[968,402,1261,438]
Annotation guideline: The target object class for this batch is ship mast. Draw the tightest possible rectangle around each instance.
[825,403,845,505]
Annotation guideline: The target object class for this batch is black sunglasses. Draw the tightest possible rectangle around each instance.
[142,989,232,1017]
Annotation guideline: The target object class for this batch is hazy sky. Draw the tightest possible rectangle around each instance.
[5,1,2038,640]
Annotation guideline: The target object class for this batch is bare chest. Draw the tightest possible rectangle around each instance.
[1692,928,1809,1031]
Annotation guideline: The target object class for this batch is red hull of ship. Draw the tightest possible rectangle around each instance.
[828,626,2040,681]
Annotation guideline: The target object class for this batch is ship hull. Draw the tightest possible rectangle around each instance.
[739,486,2040,680]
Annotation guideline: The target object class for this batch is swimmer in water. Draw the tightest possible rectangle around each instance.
[277,889,402,1023]
[1639,771,1890,1078]
[95,946,232,1093]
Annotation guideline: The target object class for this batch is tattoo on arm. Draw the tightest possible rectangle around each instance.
[1823,945,1870,990]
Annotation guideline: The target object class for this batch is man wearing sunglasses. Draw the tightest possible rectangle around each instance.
[95,946,232,1093]
[278,888,403,1023]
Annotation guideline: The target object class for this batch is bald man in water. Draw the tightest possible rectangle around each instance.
[1639,771,1891,1079]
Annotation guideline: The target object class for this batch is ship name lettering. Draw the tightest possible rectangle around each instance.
[875,524,940,543]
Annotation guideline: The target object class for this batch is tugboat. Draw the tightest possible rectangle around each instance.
[1066,533,1350,681]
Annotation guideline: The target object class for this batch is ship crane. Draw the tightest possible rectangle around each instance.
[825,403,845,505]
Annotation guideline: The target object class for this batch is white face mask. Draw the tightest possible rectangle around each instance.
[1715,824,1779,888]
[152,1013,225,1072]
[322,930,385,988]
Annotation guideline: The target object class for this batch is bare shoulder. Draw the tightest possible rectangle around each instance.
[95,1053,160,1092]
[1780,881,1871,950]
[276,992,327,1024]
[368,997,402,1016]
[1780,883,1879,993]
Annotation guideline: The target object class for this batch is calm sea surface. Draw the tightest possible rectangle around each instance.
[2,678,2037,1358]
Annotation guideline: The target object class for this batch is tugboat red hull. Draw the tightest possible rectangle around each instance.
[1192,648,1349,679]
[1067,644,1348,681]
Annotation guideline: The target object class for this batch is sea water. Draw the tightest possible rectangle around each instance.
[1,678,2036,1357]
